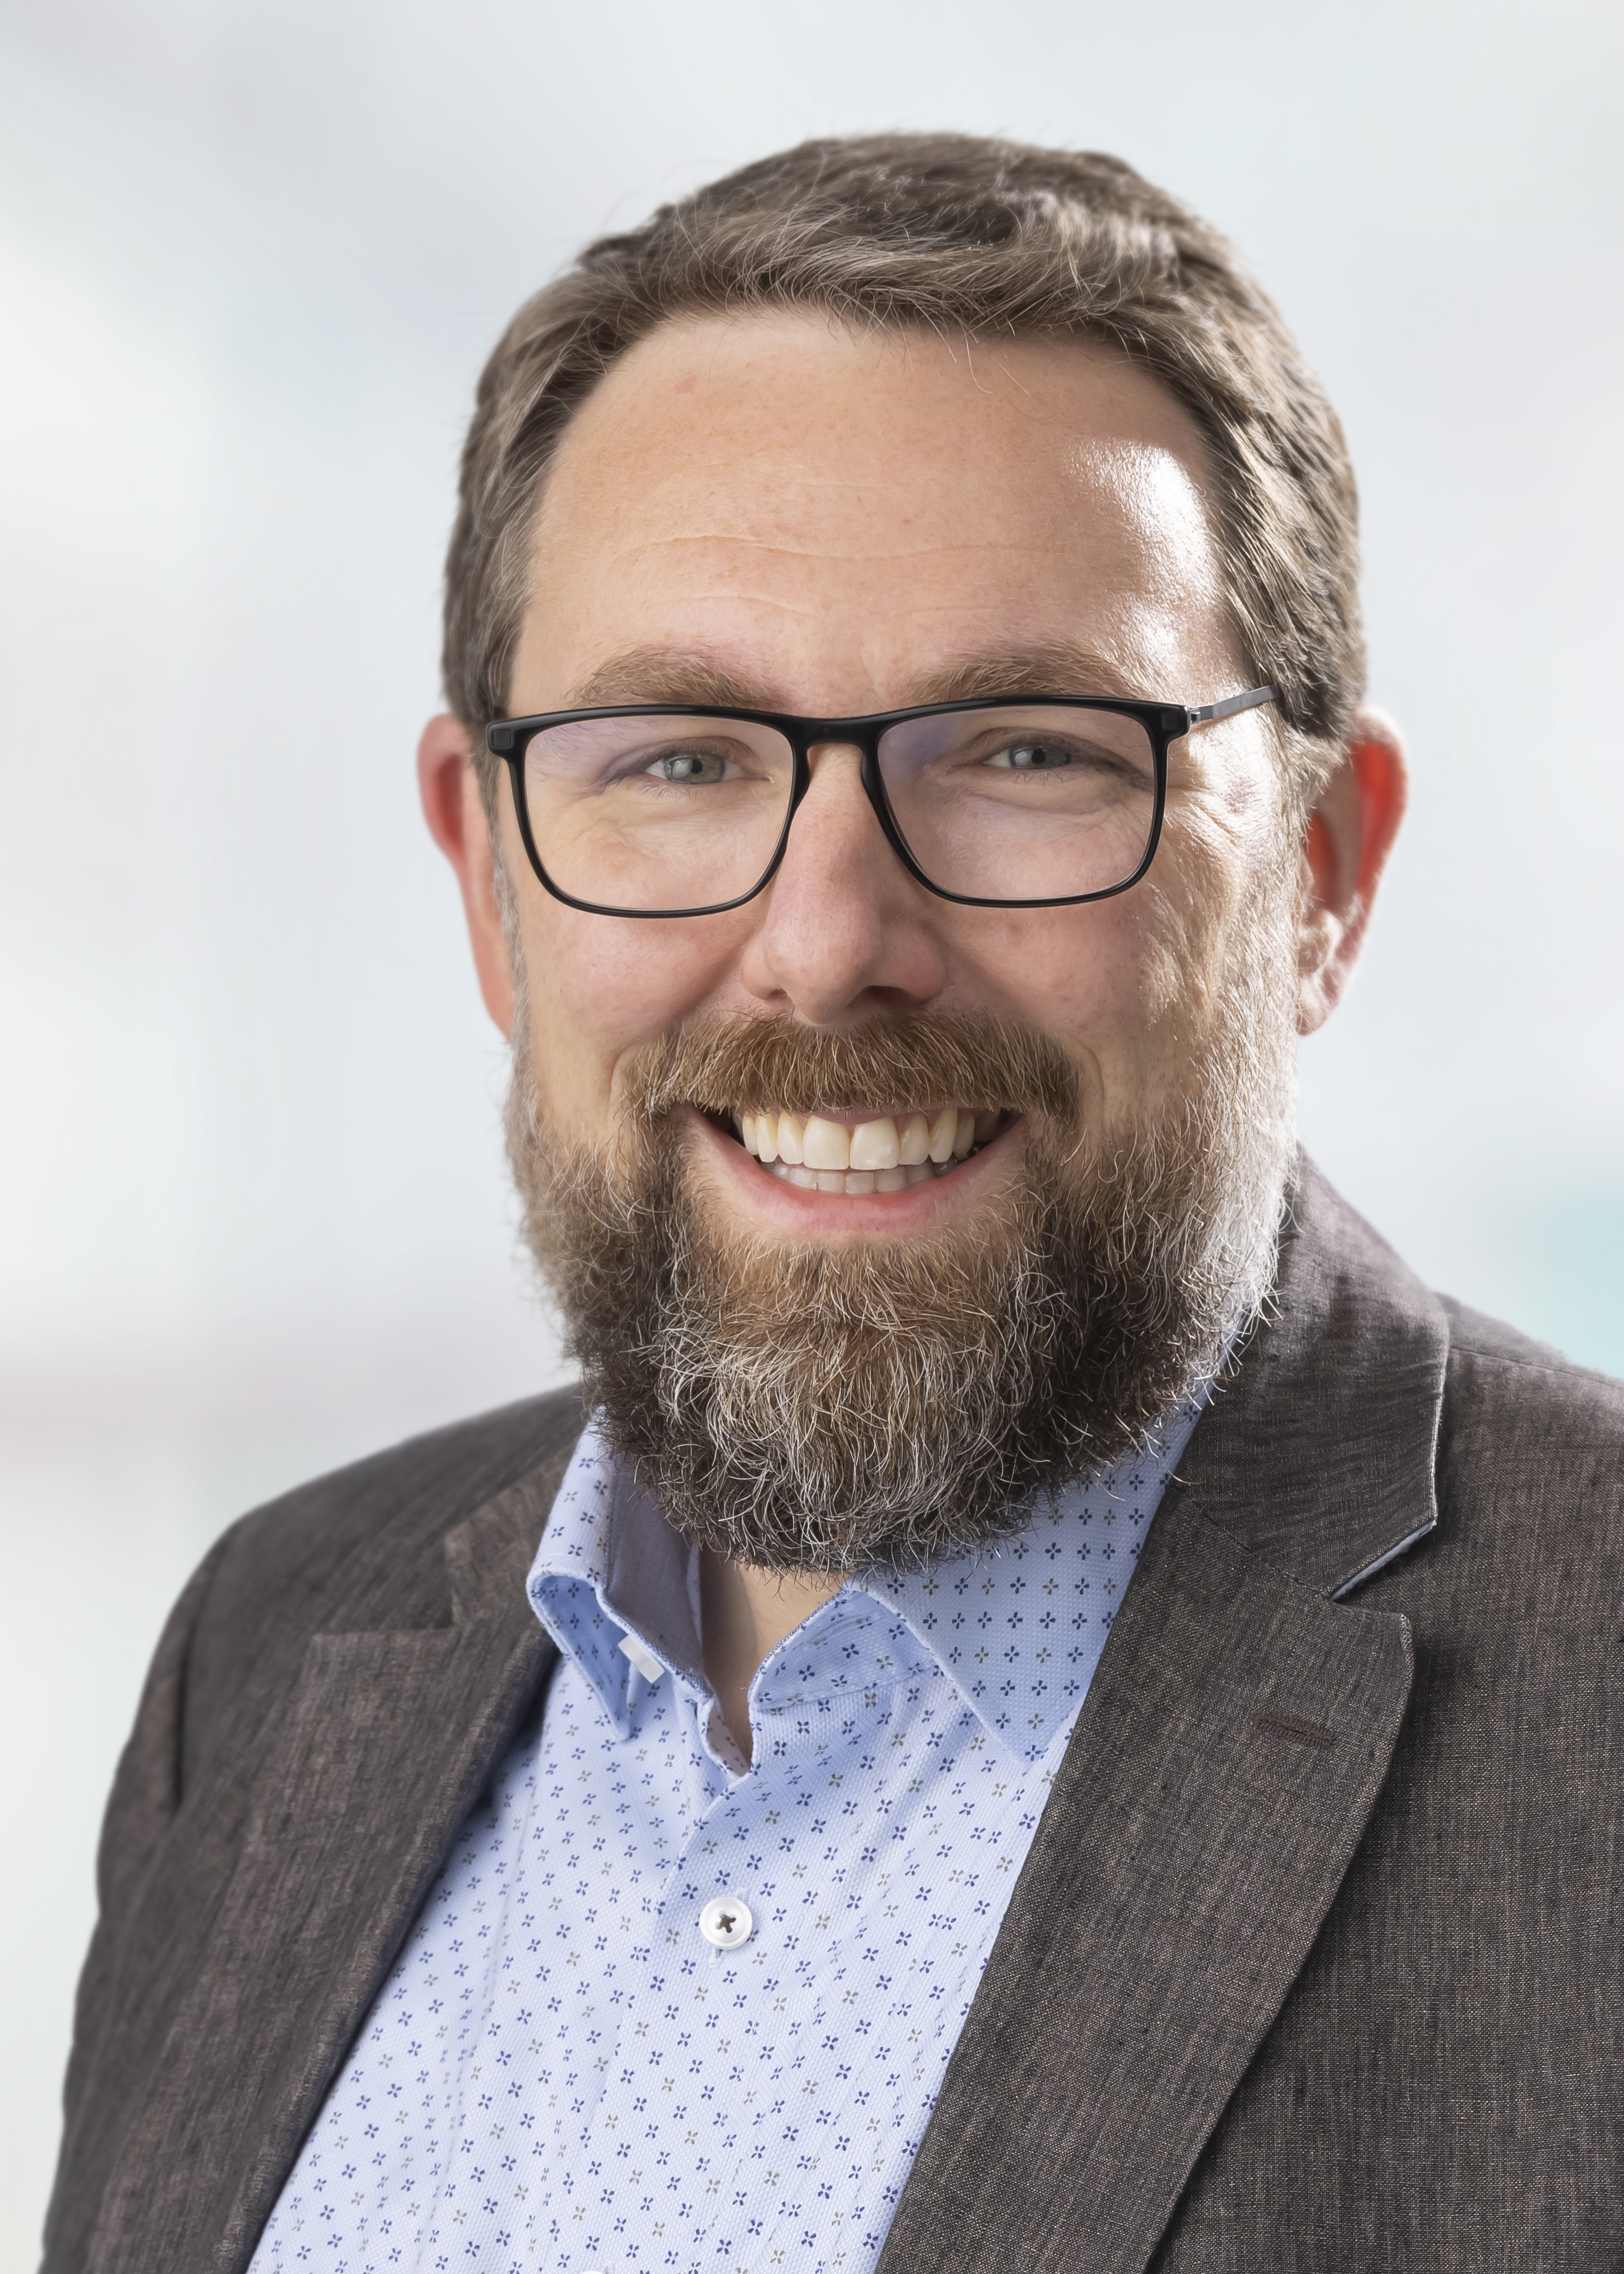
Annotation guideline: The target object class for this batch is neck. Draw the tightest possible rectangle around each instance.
[700,1550,842,1761]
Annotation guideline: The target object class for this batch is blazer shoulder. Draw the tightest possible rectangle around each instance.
[222,1384,586,1584]
[1442,1293,1624,1405]
[1438,1295,1624,1510]
[183,1386,585,1777]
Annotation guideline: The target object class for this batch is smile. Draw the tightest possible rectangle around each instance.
[725,1105,1010,1195]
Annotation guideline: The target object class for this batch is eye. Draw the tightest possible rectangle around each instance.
[984,738,1075,771]
[644,745,734,784]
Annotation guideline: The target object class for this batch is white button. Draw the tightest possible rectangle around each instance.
[698,1895,753,1950]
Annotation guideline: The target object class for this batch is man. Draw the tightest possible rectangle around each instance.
[43,135,1624,2274]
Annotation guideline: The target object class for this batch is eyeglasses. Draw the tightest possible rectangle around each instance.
[485,687,1277,918]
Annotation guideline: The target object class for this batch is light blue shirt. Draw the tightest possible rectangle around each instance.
[251,1401,1201,2274]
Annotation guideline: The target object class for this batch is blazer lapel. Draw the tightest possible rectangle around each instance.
[85,1460,568,2274]
[878,1161,1449,2274]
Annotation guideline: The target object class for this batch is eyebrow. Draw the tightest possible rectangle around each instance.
[563,641,1146,714]
[565,649,771,710]
[910,644,1143,705]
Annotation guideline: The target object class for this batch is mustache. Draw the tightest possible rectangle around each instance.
[617,1015,1081,1125]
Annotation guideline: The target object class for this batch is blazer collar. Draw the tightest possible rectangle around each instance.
[877,1155,1447,2274]
[1186,1155,1449,1598]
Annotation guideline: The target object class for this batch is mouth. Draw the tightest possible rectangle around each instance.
[716,1104,1013,1196]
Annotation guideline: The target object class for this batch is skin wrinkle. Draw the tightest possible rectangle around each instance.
[592,534,1104,559]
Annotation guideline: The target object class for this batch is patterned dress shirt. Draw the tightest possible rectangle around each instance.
[251,1398,1202,2274]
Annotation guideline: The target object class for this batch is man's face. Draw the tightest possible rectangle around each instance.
[454,311,1317,1568]
[503,311,1285,1218]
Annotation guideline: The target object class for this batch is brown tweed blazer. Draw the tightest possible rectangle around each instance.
[41,1161,1624,2272]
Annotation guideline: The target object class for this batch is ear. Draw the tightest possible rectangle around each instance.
[1296,704,1409,1035]
[417,713,516,1038]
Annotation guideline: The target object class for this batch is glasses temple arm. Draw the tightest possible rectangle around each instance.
[1185,684,1277,726]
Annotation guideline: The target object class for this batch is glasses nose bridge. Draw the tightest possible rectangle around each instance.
[784,719,892,852]
[798,712,880,752]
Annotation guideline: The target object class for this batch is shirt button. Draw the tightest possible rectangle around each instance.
[698,1895,753,1950]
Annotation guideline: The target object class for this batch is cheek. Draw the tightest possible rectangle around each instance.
[1133,821,1278,1048]
[519,901,754,1126]
[959,900,1186,1089]
[998,861,1246,1110]
[1029,914,1148,1031]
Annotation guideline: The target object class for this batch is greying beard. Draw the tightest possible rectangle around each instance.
[501,873,1299,1576]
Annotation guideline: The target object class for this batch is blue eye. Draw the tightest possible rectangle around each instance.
[646,748,730,784]
[989,740,1073,771]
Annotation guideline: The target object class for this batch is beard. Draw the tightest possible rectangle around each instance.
[504,880,1300,1578]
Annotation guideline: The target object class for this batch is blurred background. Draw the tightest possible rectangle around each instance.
[2,0,1620,2252]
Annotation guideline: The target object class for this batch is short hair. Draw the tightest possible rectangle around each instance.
[444,133,1362,814]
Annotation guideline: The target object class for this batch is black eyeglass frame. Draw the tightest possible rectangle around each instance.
[486,686,1277,920]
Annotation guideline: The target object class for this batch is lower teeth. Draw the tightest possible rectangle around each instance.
[762,1158,955,1194]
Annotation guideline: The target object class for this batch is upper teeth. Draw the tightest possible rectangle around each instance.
[732,1107,1001,1178]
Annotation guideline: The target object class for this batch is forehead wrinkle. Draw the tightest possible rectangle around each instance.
[593,530,1059,568]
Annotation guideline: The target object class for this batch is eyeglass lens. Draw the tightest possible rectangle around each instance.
[520,705,1158,912]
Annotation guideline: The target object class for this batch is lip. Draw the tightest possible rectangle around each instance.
[685,1104,1022,1235]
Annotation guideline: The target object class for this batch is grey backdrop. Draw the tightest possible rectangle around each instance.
[2,0,1620,2257]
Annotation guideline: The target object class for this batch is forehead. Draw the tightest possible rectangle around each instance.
[520,311,1237,708]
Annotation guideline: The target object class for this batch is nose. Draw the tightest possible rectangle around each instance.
[737,741,949,1025]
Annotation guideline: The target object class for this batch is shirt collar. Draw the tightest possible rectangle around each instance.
[528,1396,1205,1764]
[858,1415,1202,1759]
[527,1432,706,1738]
